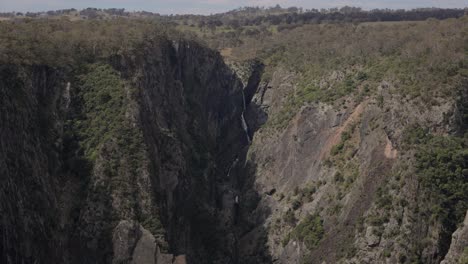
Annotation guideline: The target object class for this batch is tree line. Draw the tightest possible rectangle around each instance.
[1,6,465,26]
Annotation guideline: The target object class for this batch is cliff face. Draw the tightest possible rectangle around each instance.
[130,40,252,263]
[442,212,468,264]
[0,64,70,263]
[0,38,258,264]
[235,66,467,264]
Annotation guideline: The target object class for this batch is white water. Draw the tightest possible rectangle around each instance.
[227,158,239,178]
[63,82,71,110]
[241,89,251,144]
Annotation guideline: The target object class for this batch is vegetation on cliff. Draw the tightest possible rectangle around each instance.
[238,17,468,129]
[283,214,325,250]
[403,126,468,245]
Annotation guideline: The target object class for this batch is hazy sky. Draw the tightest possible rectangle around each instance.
[1,0,466,14]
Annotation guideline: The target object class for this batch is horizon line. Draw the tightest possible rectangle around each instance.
[1,5,467,16]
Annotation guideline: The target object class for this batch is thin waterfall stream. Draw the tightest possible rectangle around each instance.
[241,89,251,144]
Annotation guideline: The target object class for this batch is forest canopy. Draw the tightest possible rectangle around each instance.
[0,19,189,67]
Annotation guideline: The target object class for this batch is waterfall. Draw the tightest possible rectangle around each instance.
[227,158,239,179]
[62,82,71,111]
[241,89,251,144]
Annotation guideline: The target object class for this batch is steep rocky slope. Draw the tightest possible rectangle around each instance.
[237,69,466,263]
[228,18,468,264]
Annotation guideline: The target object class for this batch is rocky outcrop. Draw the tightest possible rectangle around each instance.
[441,212,468,264]
[112,220,188,264]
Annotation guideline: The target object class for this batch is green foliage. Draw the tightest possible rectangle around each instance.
[341,130,351,141]
[142,216,164,236]
[289,184,318,209]
[326,122,361,201]
[383,249,392,258]
[403,126,468,255]
[74,64,128,160]
[414,134,468,227]
[367,213,390,226]
[298,184,317,203]
[66,63,166,241]
[268,71,366,129]
[328,203,343,215]
[334,171,344,182]
[287,214,325,250]
[460,247,468,264]
[402,126,430,147]
[0,19,175,66]
[331,142,345,156]
[376,95,384,108]
[356,71,368,82]
[331,124,356,156]
[375,185,393,210]
[291,199,302,210]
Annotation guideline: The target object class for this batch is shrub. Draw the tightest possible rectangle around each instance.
[356,71,368,81]
[402,126,429,147]
[142,216,164,236]
[283,209,297,225]
[377,95,384,108]
[292,199,302,210]
[383,249,391,258]
[331,142,345,156]
[299,185,317,203]
[334,171,344,182]
[415,135,468,229]
[288,214,324,250]
[367,214,389,226]
[460,247,468,264]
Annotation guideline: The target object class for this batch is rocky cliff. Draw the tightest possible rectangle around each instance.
[0,30,261,263]
[236,68,467,264]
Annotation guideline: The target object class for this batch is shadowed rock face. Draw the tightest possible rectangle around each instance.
[441,212,468,264]
[0,65,65,263]
[0,39,264,264]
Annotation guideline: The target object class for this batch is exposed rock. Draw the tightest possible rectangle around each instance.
[131,226,157,264]
[365,227,381,247]
[441,211,468,264]
[156,247,174,264]
[113,221,142,264]
[384,136,398,159]
[173,255,187,264]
